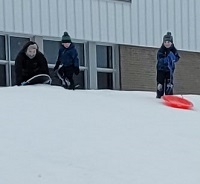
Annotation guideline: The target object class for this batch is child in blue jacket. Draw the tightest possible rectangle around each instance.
[156,32,180,98]
[54,32,80,89]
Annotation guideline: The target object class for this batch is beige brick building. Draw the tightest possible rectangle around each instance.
[120,45,200,94]
[0,0,200,93]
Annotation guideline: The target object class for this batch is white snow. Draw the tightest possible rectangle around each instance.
[0,85,200,184]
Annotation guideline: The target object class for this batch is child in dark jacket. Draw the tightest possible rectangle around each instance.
[15,41,49,86]
[156,32,180,98]
[53,32,80,89]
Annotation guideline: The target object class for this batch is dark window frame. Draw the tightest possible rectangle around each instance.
[0,35,6,60]
[97,72,113,89]
[0,64,7,86]
[10,36,30,61]
[96,45,113,69]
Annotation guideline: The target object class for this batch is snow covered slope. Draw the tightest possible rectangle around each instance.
[0,85,200,184]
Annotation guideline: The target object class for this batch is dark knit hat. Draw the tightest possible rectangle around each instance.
[163,32,173,43]
[61,32,71,43]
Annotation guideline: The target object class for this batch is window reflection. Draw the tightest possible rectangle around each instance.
[0,35,6,60]
[10,37,30,61]
[43,40,85,67]
[43,40,61,64]
[74,43,85,66]
[96,45,112,68]
[43,40,86,89]
[97,72,113,89]
[0,64,6,86]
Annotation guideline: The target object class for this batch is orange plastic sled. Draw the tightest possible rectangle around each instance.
[162,95,193,110]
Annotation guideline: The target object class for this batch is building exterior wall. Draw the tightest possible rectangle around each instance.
[120,45,200,94]
[0,0,200,92]
[0,0,200,52]
[120,46,157,91]
[174,51,200,95]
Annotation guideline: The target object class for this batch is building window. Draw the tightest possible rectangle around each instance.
[0,64,6,86]
[10,37,30,61]
[43,40,61,64]
[74,43,85,66]
[0,35,6,60]
[96,45,114,89]
[74,71,85,89]
[11,65,16,86]
[96,45,113,68]
[97,72,113,89]
[43,41,85,67]
[43,40,86,89]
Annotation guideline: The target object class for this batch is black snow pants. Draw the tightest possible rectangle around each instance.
[57,65,75,89]
[156,70,173,98]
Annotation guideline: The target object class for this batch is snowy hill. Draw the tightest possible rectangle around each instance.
[1,85,200,184]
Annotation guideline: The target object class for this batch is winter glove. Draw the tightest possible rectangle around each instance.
[74,67,80,75]
[168,51,176,63]
[53,65,59,71]
[21,81,27,86]
[54,61,61,71]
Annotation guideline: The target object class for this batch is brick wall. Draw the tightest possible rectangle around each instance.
[119,45,200,95]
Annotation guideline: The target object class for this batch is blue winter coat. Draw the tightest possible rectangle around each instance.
[55,44,79,69]
[156,44,180,72]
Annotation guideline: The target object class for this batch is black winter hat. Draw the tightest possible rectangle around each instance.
[61,32,71,43]
[163,32,173,43]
